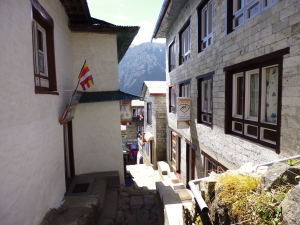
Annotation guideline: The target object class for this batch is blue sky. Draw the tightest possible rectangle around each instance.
[87,0,166,45]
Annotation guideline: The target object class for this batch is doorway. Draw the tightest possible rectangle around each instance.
[63,121,75,188]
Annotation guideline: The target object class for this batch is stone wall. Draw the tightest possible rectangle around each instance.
[143,89,167,168]
[165,0,300,186]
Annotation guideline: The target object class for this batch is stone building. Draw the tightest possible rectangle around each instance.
[0,0,139,224]
[152,0,300,187]
[140,81,167,169]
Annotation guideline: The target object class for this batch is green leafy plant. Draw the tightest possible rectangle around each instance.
[286,159,299,166]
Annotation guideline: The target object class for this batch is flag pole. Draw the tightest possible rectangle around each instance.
[68,60,86,108]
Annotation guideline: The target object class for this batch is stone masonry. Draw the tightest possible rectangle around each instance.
[162,0,300,186]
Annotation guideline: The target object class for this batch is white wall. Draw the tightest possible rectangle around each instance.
[73,102,124,182]
[72,32,119,92]
[0,0,74,224]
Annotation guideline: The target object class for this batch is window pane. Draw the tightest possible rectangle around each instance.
[236,76,243,115]
[38,30,43,51]
[202,81,208,111]
[249,73,259,117]
[265,0,276,7]
[248,2,259,18]
[265,66,278,124]
[209,80,213,112]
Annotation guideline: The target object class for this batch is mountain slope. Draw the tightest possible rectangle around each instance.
[118,42,166,96]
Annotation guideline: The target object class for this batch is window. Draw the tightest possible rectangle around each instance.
[179,20,191,64]
[169,85,176,113]
[171,132,181,173]
[169,40,176,72]
[225,48,289,153]
[179,80,191,97]
[202,151,227,177]
[197,72,213,126]
[31,0,57,93]
[227,0,280,33]
[198,0,213,51]
[147,102,152,125]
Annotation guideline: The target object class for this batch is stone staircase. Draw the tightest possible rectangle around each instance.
[40,171,120,225]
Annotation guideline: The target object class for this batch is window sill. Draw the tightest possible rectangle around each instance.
[35,90,59,95]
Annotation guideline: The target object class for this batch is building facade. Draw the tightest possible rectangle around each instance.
[0,0,138,224]
[140,81,167,169]
[153,0,300,186]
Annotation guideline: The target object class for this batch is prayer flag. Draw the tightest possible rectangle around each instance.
[78,62,94,91]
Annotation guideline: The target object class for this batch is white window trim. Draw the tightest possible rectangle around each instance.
[201,0,213,50]
[245,68,259,122]
[260,64,278,125]
[181,25,191,61]
[232,73,243,118]
[33,20,48,77]
[201,79,212,113]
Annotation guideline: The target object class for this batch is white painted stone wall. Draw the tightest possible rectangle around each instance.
[71,32,124,181]
[72,33,119,92]
[0,1,73,224]
[0,0,124,224]
[164,0,300,184]
[73,101,124,181]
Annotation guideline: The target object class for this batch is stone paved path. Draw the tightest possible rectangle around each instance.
[98,164,162,225]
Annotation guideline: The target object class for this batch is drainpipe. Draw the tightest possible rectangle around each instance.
[188,179,209,214]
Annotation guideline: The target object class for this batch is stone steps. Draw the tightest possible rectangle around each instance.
[41,171,120,225]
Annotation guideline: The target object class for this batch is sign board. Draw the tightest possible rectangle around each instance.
[121,130,127,139]
[59,90,83,124]
[120,101,132,122]
[176,97,191,121]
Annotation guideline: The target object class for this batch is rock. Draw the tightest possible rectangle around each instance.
[280,185,300,225]
[200,172,222,202]
[261,162,300,190]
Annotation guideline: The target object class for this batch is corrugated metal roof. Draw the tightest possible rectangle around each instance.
[79,90,141,103]
[142,81,167,96]
[131,100,144,106]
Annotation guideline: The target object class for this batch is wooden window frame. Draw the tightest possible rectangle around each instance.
[198,0,213,52]
[197,72,214,126]
[179,79,191,97]
[224,48,289,153]
[201,151,227,177]
[226,0,280,34]
[179,20,191,65]
[169,85,176,113]
[31,0,57,94]
[168,40,176,72]
[171,131,181,174]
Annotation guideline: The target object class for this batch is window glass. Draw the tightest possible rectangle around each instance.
[249,72,259,117]
[236,75,244,116]
[264,66,278,124]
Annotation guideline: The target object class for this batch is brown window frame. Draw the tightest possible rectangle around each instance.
[171,131,181,174]
[197,72,214,127]
[179,79,191,97]
[197,0,214,52]
[201,151,227,177]
[169,85,176,113]
[224,48,289,154]
[168,39,176,72]
[226,0,281,34]
[31,0,57,94]
[179,19,191,65]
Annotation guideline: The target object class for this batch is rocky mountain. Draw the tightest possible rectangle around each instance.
[118,42,166,96]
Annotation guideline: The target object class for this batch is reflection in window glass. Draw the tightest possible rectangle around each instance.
[265,66,278,124]
[250,73,259,117]
[236,76,243,115]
